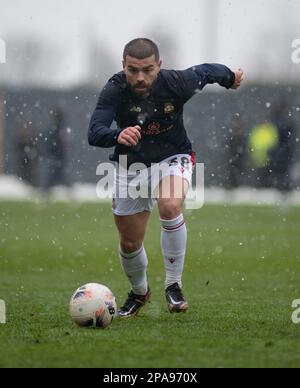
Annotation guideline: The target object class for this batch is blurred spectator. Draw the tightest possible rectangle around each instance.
[269,103,295,192]
[248,121,279,187]
[226,119,247,188]
[16,122,38,185]
[44,108,67,189]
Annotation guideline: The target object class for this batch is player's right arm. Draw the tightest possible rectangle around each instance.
[88,81,141,148]
[117,126,141,147]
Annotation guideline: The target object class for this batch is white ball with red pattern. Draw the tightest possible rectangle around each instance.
[69,283,117,329]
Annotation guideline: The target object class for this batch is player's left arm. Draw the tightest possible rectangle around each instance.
[175,64,244,100]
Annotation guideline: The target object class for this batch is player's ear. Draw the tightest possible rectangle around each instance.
[122,60,125,70]
[157,60,162,69]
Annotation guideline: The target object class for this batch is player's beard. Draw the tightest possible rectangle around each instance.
[132,83,150,96]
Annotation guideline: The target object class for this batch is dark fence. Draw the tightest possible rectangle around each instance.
[1,83,299,188]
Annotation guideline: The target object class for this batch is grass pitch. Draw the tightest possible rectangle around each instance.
[0,201,300,368]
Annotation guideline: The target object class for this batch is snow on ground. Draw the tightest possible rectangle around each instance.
[0,175,35,200]
[0,175,300,206]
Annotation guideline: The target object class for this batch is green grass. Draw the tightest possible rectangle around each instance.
[0,201,300,368]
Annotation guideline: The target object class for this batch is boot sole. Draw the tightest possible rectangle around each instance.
[168,302,189,314]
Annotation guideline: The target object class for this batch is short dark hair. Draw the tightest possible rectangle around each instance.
[123,38,160,62]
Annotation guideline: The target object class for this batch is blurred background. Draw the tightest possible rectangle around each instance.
[0,0,299,203]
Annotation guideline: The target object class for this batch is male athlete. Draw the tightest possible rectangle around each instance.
[88,38,244,317]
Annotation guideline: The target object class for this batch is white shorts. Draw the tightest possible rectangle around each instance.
[112,153,195,216]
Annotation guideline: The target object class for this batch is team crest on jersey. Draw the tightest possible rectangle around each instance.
[169,258,176,264]
[164,103,175,114]
[130,106,142,113]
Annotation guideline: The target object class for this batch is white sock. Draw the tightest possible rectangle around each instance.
[119,245,148,296]
[160,214,187,289]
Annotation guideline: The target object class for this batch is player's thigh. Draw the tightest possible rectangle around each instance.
[114,211,151,244]
[157,174,189,200]
[157,175,189,219]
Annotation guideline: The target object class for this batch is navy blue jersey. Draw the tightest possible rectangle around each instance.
[88,64,235,168]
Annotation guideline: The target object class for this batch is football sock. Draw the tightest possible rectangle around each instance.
[160,214,187,289]
[119,244,149,296]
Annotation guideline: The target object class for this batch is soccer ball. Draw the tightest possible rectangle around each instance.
[69,283,117,329]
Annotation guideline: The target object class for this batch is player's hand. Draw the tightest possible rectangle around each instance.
[232,68,244,89]
[117,125,142,147]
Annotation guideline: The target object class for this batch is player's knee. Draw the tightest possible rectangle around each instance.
[120,239,143,254]
[158,199,182,220]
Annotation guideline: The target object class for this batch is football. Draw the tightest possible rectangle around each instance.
[69,283,117,329]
